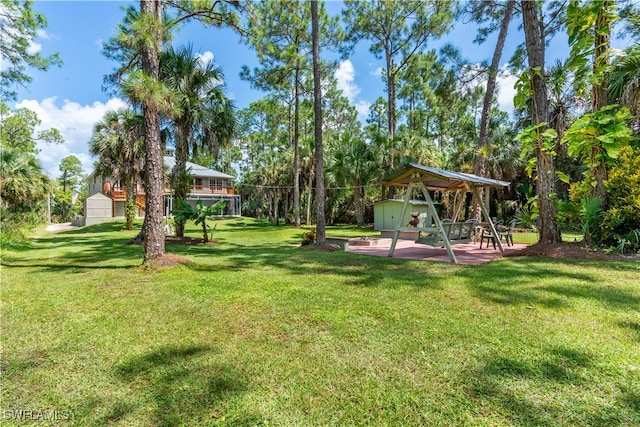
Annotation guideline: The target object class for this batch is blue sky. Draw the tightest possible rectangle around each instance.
[7,1,632,179]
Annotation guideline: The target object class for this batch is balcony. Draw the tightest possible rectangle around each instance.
[190,185,234,195]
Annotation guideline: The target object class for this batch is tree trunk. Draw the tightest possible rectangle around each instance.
[125,177,136,230]
[140,0,165,263]
[311,0,326,246]
[306,164,314,226]
[472,0,515,219]
[354,185,365,227]
[522,0,561,244]
[202,219,208,243]
[293,62,301,228]
[173,122,189,237]
[590,0,612,204]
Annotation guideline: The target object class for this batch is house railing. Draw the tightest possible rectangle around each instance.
[191,185,234,195]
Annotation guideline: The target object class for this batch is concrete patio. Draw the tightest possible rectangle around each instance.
[346,238,529,265]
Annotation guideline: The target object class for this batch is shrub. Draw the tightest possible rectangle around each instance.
[601,146,640,252]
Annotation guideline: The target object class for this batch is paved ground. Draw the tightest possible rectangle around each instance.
[347,238,529,265]
[44,222,78,232]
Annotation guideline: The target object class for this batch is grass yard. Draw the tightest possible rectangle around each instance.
[1,218,639,426]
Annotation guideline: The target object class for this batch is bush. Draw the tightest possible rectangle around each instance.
[602,146,640,252]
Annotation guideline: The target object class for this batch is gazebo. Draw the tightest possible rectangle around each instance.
[384,163,510,264]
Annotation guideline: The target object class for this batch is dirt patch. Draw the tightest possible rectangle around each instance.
[505,241,639,262]
[147,252,192,268]
[165,236,218,245]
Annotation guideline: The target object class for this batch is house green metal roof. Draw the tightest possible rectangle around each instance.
[384,163,510,191]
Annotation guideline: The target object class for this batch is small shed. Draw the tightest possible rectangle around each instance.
[83,192,113,225]
[374,199,432,231]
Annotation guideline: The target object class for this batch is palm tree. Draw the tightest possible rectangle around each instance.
[159,44,235,237]
[608,46,640,134]
[0,149,51,213]
[329,133,378,226]
[89,108,145,230]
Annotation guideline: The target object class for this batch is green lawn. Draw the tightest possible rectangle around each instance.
[1,218,639,426]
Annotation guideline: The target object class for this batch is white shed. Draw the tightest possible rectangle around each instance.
[83,192,113,225]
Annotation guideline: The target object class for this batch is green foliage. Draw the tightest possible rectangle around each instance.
[566,0,620,95]
[0,101,63,154]
[600,145,640,252]
[301,227,316,246]
[125,200,137,231]
[579,196,604,243]
[556,199,582,231]
[0,0,62,100]
[514,205,538,231]
[513,67,541,109]
[562,104,636,188]
[171,199,226,243]
[514,122,558,177]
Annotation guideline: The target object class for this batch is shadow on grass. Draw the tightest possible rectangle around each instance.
[464,345,638,426]
[462,259,640,311]
[619,320,640,342]
[96,345,253,426]
[172,242,446,288]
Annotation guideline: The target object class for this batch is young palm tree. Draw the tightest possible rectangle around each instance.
[159,44,235,237]
[89,109,145,230]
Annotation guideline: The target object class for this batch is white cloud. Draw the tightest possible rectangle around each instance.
[26,41,42,55]
[196,50,215,66]
[16,97,127,178]
[495,70,518,116]
[371,67,383,77]
[355,100,371,120]
[335,60,360,102]
[335,60,371,121]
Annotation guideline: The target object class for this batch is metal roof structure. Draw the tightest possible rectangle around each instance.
[163,156,236,180]
[385,163,511,264]
[385,163,510,191]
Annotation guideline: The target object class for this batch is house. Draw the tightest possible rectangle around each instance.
[81,150,241,225]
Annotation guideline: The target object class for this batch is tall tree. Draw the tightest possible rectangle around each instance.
[57,155,83,222]
[567,0,620,202]
[520,0,561,243]
[137,0,165,263]
[0,0,61,100]
[311,0,326,246]
[342,0,455,168]
[105,0,242,264]
[470,0,516,219]
[242,0,337,228]
[160,44,235,237]
[0,102,63,153]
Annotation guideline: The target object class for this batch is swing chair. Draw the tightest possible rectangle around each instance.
[384,163,510,264]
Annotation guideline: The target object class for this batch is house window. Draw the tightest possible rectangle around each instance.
[193,178,203,187]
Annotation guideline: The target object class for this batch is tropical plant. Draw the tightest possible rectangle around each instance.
[171,199,226,243]
[328,133,377,227]
[579,196,604,244]
[0,149,50,212]
[562,104,636,198]
[160,44,235,237]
